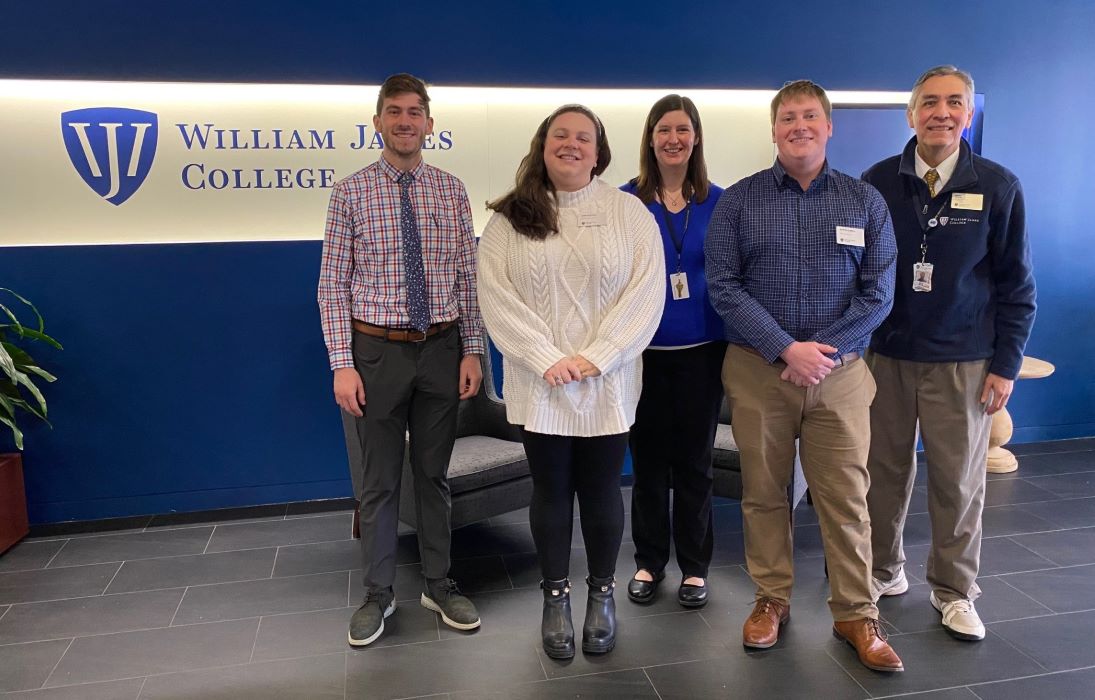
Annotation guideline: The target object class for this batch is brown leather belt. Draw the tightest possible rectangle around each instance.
[734,344,860,367]
[352,319,456,342]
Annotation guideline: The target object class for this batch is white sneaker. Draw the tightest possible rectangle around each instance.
[930,591,986,641]
[871,568,909,599]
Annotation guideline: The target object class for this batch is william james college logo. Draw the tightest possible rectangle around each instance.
[61,107,158,206]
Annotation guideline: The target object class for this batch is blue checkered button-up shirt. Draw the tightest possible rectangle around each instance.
[704,160,896,363]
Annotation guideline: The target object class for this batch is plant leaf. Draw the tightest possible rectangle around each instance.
[0,288,45,332]
[11,369,47,418]
[0,414,23,450]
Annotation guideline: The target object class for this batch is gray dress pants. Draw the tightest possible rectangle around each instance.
[347,325,461,592]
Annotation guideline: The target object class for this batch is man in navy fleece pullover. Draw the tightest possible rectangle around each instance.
[861,65,1036,643]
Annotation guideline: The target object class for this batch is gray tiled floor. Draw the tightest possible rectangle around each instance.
[0,439,1093,698]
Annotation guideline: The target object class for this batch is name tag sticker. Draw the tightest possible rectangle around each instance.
[579,212,607,227]
[836,226,865,246]
[951,193,984,211]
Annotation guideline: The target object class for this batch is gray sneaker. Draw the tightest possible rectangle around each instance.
[421,577,481,630]
[348,588,395,647]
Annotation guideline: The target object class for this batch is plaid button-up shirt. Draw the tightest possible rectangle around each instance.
[318,156,484,369]
[705,160,896,362]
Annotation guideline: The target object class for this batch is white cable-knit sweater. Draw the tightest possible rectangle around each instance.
[477,177,666,436]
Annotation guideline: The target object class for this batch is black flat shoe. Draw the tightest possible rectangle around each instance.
[626,570,664,604]
[678,580,708,608]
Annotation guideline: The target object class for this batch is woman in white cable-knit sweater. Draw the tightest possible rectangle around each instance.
[478,104,665,660]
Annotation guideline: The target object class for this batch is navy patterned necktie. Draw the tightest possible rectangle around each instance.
[398,171,430,332]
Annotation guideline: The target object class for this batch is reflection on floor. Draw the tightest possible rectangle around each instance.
[1,438,1094,698]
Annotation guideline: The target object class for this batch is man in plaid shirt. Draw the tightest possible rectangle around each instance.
[318,73,485,647]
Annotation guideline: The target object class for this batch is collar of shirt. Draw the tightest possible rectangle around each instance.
[771,158,832,193]
[377,155,428,185]
[913,144,960,191]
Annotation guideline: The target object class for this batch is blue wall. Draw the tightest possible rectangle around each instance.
[2,1,1093,522]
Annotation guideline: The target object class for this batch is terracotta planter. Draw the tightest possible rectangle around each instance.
[0,453,29,554]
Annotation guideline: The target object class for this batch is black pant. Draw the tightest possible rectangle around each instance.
[521,430,629,581]
[350,325,461,590]
[629,342,725,579]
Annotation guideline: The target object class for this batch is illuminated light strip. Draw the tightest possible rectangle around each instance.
[1,80,913,247]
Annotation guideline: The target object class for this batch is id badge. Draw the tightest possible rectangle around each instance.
[912,262,934,292]
[670,272,690,300]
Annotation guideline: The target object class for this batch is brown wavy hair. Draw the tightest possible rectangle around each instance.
[487,104,611,240]
[631,94,710,206]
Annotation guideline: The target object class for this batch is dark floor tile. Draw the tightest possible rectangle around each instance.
[712,501,745,532]
[501,551,542,590]
[344,630,544,699]
[881,689,979,699]
[448,555,513,594]
[271,539,357,578]
[700,573,846,652]
[1008,450,1095,477]
[146,503,287,529]
[1008,439,1095,457]
[27,516,152,540]
[645,645,868,700]
[46,618,258,687]
[0,639,71,692]
[971,666,1095,699]
[1010,526,1095,566]
[999,563,1095,612]
[106,548,276,594]
[204,515,350,553]
[449,522,538,559]
[979,537,1058,575]
[139,652,345,699]
[981,504,1057,537]
[983,478,1061,507]
[0,563,118,605]
[792,501,818,526]
[900,537,1056,578]
[253,601,439,660]
[1023,472,1095,500]
[0,587,184,644]
[172,570,348,624]
[542,609,729,679]
[452,669,659,699]
[1018,497,1095,530]
[708,526,747,566]
[876,578,1050,635]
[989,609,1095,671]
[0,677,144,699]
[435,586,541,641]
[46,528,214,568]
[832,627,1045,695]
[0,540,66,573]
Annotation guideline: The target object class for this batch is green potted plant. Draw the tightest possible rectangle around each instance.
[1,289,61,553]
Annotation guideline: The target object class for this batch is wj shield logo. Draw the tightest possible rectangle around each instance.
[938,216,950,226]
[61,107,158,206]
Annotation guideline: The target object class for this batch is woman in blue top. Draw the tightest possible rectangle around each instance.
[621,94,726,608]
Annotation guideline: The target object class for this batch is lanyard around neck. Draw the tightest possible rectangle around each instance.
[659,201,692,272]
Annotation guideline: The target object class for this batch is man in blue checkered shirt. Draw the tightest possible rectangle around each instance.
[705,80,901,672]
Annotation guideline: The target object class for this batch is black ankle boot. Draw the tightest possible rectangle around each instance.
[582,575,616,654]
[540,578,575,659]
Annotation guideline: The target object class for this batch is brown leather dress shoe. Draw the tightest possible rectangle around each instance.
[832,618,904,672]
[742,597,790,649]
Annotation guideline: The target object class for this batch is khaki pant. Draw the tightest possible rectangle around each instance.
[865,352,991,603]
[723,345,878,621]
